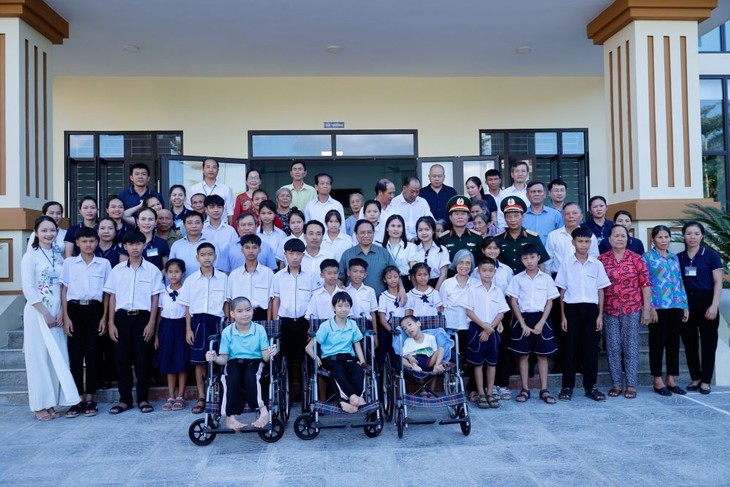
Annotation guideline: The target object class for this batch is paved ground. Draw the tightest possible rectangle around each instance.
[0,385,729,487]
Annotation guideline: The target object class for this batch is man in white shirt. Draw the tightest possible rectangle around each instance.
[359,178,396,222]
[186,159,234,224]
[390,176,433,241]
[304,173,345,225]
[501,161,529,202]
[485,169,505,232]
[545,202,599,275]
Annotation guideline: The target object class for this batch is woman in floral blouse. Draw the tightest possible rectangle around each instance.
[643,225,689,396]
[598,224,652,399]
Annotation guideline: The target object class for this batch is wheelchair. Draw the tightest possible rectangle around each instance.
[381,314,471,438]
[293,316,384,440]
[188,319,288,445]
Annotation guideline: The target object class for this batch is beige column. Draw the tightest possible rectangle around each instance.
[587,0,718,240]
[0,0,67,293]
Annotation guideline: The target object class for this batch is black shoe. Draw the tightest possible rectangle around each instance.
[584,388,606,402]
[700,386,711,395]
[653,386,672,397]
[558,388,572,401]
[687,383,700,392]
[667,385,686,395]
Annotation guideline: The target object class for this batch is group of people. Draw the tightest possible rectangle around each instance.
[21,158,723,426]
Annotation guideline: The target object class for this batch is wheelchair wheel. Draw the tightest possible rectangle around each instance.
[382,355,394,422]
[279,357,290,423]
[188,418,216,446]
[459,406,471,436]
[363,411,384,438]
[293,413,319,440]
[396,407,405,439]
[301,358,311,413]
[258,416,286,443]
[443,371,460,419]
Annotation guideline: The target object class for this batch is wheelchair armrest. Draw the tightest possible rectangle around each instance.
[207,334,221,343]
[308,331,317,338]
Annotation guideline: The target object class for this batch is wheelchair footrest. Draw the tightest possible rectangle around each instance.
[439,417,469,425]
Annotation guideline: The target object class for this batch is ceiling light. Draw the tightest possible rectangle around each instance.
[326,45,342,54]
[516,46,532,54]
[123,45,140,53]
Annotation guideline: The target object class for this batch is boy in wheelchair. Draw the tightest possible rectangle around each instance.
[305,291,367,414]
[205,296,276,431]
[400,315,446,373]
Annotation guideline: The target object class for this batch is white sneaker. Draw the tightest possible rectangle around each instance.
[499,387,512,401]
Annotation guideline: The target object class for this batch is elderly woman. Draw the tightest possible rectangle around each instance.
[643,225,689,396]
[597,224,652,399]
[274,186,294,235]
[677,221,723,394]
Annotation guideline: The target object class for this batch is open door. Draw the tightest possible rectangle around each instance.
[418,156,500,194]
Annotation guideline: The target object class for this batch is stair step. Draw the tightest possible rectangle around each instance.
[0,349,24,368]
[7,330,23,349]
[0,369,27,387]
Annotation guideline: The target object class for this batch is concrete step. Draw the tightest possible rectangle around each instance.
[7,329,23,349]
[0,349,24,368]
[0,385,30,406]
[0,369,27,387]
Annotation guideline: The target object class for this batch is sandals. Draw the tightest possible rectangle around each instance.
[558,388,573,401]
[608,388,623,397]
[585,388,606,402]
[83,401,98,417]
[624,388,637,399]
[65,403,83,418]
[468,391,479,403]
[515,389,531,403]
[162,398,176,411]
[191,398,206,414]
[139,402,154,413]
[539,389,556,405]
[477,394,490,409]
[35,411,54,421]
[109,403,131,415]
[172,397,186,411]
[486,394,500,409]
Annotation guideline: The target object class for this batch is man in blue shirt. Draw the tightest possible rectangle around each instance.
[118,163,165,210]
[523,181,562,245]
[419,164,456,223]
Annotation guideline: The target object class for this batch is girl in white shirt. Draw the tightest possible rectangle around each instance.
[406,263,443,317]
[382,214,416,290]
[410,216,449,290]
[321,209,353,261]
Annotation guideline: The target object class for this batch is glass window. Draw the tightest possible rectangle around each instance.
[700,79,724,152]
[99,135,124,158]
[699,27,721,52]
[335,134,415,156]
[534,132,558,155]
[702,155,726,208]
[562,132,585,154]
[69,134,94,158]
[157,134,182,156]
[480,133,504,156]
[251,134,332,157]
[508,133,533,155]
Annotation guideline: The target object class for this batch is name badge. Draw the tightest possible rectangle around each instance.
[146,247,159,257]
[684,266,697,277]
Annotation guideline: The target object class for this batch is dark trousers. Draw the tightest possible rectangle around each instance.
[681,290,719,384]
[114,310,153,405]
[550,295,564,371]
[322,354,365,399]
[650,308,682,377]
[495,311,515,388]
[280,317,309,398]
[252,307,268,322]
[67,300,103,395]
[224,359,267,415]
[561,303,600,390]
[452,329,474,392]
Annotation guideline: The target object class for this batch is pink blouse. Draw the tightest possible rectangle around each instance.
[597,249,650,316]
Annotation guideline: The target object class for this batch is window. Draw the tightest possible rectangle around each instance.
[249,130,417,159]
[700,78,730,209]
[479,129,589,210]
[698,21,730,53]
[65,131,182,224]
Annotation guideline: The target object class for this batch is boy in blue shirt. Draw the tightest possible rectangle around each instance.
[305,292,366,414]
[206,296,276,431]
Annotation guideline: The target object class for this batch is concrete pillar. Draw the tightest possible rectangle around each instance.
[0,0,67,293]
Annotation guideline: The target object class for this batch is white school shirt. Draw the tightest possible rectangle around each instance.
[103,260,165,312]
[545,226,599,275]
[276,234,307,262]
[272,267,315,318]
[159,286,187,319]
[505,270,559,313]
[202,221,238,256]
[390,193,434,242]
[345,283,378,321]
[61,255,111,302]
[411,243,450,279]
[177,269,228,318]
[321,231,352,261]
[304,196,346,227]
[378,290,406,321]
[301,248,334,288]
[305,285,343,320]
[466,281,510,326]
[385,240,417,276]
[186,180,234,217]
[226,262,273,309]
[406,286,443,317]
[402,333,438,358]
[554,254,610,305]
[257,226,287,257]
[439,276,474,330]
[470,263,513,293]
[169,235,212,278]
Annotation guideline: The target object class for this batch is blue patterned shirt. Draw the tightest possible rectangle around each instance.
[643,248,688,310]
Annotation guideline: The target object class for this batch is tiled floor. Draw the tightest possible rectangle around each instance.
[0,386,729,486]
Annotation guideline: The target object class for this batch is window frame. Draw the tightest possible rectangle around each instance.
[699,76,730,209]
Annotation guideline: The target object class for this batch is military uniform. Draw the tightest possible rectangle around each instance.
[439,195,483,261]
[495,195,550,273]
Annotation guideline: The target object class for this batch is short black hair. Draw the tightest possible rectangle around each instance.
[183,211,204,224]
[354,219,375,233]
[258,200,277,214]
[571,227,593,240]
[129,163,150,176]
[239,234,262,247]
[526,180,544,190]
[476,257,497,268]
[484,169,501,179]
[122,230,146,245]
[42,201,63,215]
[304,219,325,233]
[348,257,368,271]
[283,238,306,252]
[237,212,256,224]
[548,178,567,191]
[319,258,339,272]
[165,258,186,273]
[403,176,420,187]
[374,178,393,195]
[519,243,540,257]
[332,291,353,307]
[314,173,332,185]
[75,226,98,241]
[204,194,225,207]
[290,161,307,171]
[196,242,216,254]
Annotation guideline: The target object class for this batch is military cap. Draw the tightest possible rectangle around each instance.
[447,195,471,213]
[500,196,526,214]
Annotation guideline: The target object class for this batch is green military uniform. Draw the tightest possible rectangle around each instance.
[439,195,483,261]
[495,195,550,273]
